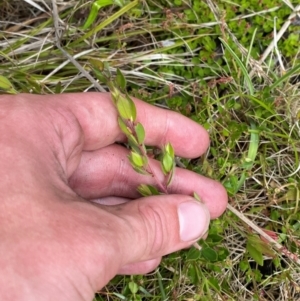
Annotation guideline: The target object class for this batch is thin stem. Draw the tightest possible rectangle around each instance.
[145,162,168,194]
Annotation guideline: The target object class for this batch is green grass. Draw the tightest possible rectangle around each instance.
[1,0,300,300]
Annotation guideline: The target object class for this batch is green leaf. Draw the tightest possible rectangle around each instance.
[128,151,144,167]
[118,117,131,136]
[162,152,174,174]
[137,184,151,196]
[188,263,201,285]
[206,263,222,273]
[165,142,175,157]
[207,277,221,292]
[135,123,145,145]
[115,93,136,122]
[128,137,141,153]
[132,166,150,175]
[235,123,259,193]
[247,234,275,257]
[89,59,105,72]
[128,281,138,294]
[217,247,230,261]
[186,247,200,260]
[92,67,108,85]
[116,68,127,90]
[243,124,259,169]
[125,93,137,121]
[239,260,249,272]
[116,96,133,120]
[208,234,223,244]
[137,184,160,196]
[161,142,175,175]
[246,236,264,266]
[201,247,218,262]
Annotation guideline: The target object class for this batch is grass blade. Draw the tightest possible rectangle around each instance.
[83,0,115,30]
[270,63,300,90]
[220,38,254,95]
[72,0,138,46]
[235,123,259,193]
[246,27,257,68]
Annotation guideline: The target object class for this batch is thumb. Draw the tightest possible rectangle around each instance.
[107,194,210,265]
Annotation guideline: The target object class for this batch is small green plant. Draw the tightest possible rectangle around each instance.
[100,68,176,196]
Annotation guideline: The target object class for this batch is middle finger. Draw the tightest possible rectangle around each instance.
[69,145,227,219]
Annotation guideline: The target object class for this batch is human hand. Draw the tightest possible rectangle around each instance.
[0,93,227,300]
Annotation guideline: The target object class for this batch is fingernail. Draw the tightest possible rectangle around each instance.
[178,200,210,242]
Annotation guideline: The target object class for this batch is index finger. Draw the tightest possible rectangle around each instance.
[55,92,209,159]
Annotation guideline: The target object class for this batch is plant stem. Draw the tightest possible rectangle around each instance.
[128,120,168,194]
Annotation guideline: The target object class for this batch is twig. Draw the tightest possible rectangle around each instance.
[227,203,300,265]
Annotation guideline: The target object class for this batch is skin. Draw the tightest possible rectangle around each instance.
[0,93,227,300]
